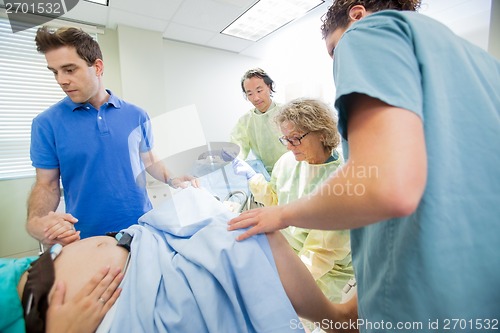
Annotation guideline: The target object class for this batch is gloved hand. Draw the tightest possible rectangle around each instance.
[221,147,238,162]
[232,158,257,180]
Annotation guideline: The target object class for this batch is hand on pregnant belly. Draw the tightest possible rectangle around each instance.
[46,266,124,333]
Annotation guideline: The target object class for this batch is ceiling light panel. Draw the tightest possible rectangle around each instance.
[84,0,109,6]
[222,0,324,41]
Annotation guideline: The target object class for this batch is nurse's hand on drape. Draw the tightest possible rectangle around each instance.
[227,205,287,241]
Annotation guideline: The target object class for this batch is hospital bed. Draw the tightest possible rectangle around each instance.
[34,161,356,332]
[31,188,305,333]
[39,142,263,254]
[146,141,269,213]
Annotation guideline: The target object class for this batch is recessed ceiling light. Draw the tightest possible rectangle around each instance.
[221,0,324,42]
[84,0,109,6]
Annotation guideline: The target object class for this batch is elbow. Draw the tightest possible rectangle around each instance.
[372,175,426,219]
[386,193,421,217]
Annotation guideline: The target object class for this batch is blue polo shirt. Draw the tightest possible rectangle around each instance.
[31,90,153,238]
[334,11,500,331]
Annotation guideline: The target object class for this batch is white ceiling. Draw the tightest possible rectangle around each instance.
[1,0,493,55]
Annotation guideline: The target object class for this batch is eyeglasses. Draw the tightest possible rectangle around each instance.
[279,132,310,146]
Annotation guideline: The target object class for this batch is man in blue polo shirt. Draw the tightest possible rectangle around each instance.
[27,27,191,244]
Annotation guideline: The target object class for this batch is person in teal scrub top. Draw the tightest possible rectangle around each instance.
[229,0,500,331]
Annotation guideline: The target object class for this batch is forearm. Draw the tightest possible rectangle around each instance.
[328,295,359,333]
[267,231,358,332]
[141,150,172,183]
[27,183,61,238]
[145,162,171,183]
[143,151,199,188]
[267,231,333,321]
[281,158,419,230]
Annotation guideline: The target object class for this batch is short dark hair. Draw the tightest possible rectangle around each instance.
[240,68,275,94]
[35,26,102,66]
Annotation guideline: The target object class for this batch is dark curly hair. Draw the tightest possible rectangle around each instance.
[320,0,421,39]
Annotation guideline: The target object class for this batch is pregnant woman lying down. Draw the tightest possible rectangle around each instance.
[3,188,357,333]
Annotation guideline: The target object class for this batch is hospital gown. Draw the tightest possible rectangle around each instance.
[249,151,353,302]
[230,102,288,173]
[105,187,303,333]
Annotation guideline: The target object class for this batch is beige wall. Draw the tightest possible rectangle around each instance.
[99,28,123,97]
[162,39,261,142]
[117,25,167,118]
[0,177,38,257]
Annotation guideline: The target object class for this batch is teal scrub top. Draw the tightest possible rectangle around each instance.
[334,10,500,330]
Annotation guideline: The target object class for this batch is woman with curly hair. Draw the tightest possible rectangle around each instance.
[232,98,354,304]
